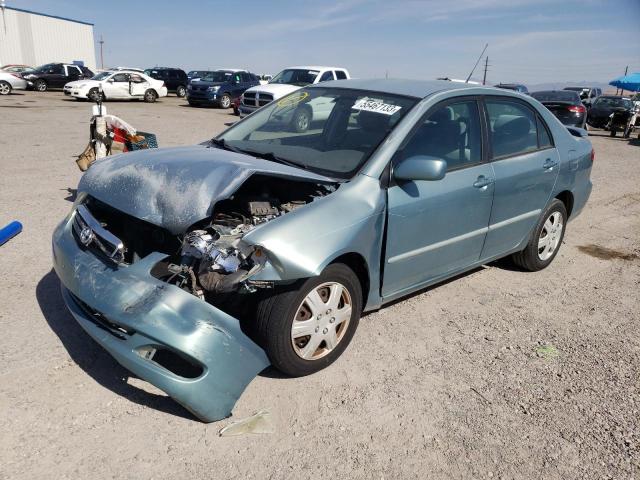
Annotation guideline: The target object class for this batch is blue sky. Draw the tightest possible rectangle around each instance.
[11,0,640,84]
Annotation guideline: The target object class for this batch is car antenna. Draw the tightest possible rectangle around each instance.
[465,43,488,83]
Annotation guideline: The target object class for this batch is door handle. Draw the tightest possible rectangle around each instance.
[473,175,494,189]
[543,158,559,170]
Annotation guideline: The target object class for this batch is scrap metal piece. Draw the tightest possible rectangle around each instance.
[219,410,275,437]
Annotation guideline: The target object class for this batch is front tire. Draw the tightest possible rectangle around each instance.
[176,85,186,97]
[35,79,47,92]
[292,107,311,133]
[0,81,11,95]
[512,199,567,271]
[219,93,231,109]
[255,263,362,377]
[144,89,157,103]
[88,88,103,102]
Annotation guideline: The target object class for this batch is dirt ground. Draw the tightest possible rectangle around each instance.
[0,91,638,480]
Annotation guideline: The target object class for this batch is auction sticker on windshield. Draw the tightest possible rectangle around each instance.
[353,97,402,115]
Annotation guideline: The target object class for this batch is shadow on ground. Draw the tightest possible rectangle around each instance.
[36,269,197,421]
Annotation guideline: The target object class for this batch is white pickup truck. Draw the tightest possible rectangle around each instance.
[239,66,350,130]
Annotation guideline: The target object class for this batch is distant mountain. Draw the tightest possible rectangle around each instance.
[524,81,616,93]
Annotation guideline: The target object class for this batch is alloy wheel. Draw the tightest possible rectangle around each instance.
[0,82,10,95]
[291,282,352,360]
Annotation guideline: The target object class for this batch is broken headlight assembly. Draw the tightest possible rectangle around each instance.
[166,227,268,298]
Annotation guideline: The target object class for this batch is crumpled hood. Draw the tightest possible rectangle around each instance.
[78,144,333,234]
[244,83,302,99]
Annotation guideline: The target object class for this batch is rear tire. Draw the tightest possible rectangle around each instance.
[144,89,157,103]
[176,85,186,97]
[0,81,11,95]
[35,79,47,92]
[512,199,567,272]
[255,263,362,377]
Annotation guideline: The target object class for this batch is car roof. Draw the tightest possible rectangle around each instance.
[216,69,247,73]
[311,78,492,99]
[286,66,347,71]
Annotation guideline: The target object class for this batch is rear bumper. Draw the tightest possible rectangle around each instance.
[52,214,270,422]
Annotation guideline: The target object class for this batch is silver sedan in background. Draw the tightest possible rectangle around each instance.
[0,71,28,95]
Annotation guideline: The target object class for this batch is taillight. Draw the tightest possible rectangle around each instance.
[568,105,586,114]
[590,148,595,162]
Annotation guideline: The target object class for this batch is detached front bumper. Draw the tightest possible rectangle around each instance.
[52,214,270,422]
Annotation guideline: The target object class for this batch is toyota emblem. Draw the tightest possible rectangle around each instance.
[79,227,94,246]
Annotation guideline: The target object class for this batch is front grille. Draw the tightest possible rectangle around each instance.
[73,204,125,263]
[242,92,273,107]
[80,197,180,264]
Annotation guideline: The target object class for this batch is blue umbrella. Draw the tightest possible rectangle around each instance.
[609,72,640,92]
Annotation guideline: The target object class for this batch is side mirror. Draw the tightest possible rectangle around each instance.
[107,79,114,83]
[394,156,447,182]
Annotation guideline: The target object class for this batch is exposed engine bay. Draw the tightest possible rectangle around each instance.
[162,176,335,298]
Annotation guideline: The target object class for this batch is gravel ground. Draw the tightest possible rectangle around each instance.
[0,91,638,480]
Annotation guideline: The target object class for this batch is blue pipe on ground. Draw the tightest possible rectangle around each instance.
[0,221,22,246]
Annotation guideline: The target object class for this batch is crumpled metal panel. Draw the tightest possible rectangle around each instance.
[52,215,270,422]
[79,144,334,234]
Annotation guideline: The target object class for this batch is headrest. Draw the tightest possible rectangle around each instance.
[357,111,390,132]
[494,115,530,138]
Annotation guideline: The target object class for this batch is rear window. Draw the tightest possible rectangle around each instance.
[531,91,580,102]
[594,97,633,109]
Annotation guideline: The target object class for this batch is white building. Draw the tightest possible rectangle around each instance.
[0,4,96,70]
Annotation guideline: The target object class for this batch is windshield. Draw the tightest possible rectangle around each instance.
[531,91,580,102]
[34,63,56,72]
[216,87,418,179]
[200,71,233,82]
[270,69,320,86]
[91,72,112,81]
[594,97,633,109]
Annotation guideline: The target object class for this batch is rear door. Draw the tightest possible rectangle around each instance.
[129,73,149,97]
[480,97,560,260]
[383,97,495,296]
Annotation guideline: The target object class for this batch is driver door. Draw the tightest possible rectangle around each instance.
[104,73,130,98]
[382,98,495,297]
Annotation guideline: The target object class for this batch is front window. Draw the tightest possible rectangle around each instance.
[217,87,418,179]
[201,71,233,82]
[91,72,112,81]
[270,69,320,86]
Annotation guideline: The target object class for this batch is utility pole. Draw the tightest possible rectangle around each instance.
[482,56,489,85]
[99,35,104,70]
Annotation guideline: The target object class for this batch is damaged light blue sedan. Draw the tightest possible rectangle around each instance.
[52,79,593,422]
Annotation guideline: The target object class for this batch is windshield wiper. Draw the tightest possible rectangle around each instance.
[244,149,308,170]
[210,138,244,154]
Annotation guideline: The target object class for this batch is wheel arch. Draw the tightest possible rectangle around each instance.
[555,190,574,218]
[328,252,370,309]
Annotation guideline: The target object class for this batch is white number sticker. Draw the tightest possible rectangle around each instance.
[353,97,402,115]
